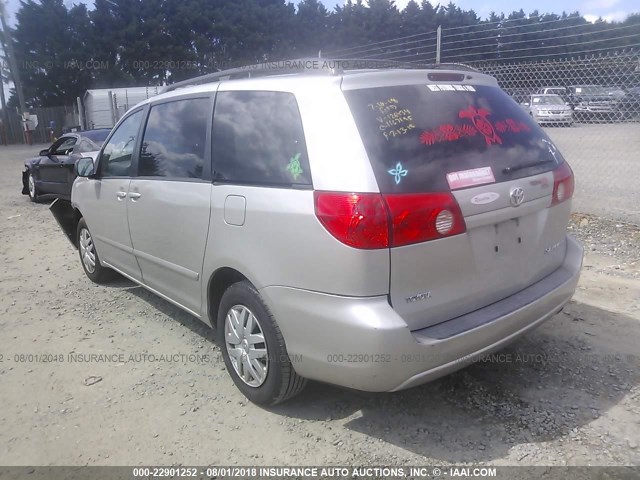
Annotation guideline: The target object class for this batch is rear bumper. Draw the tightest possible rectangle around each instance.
[260,235,583,392]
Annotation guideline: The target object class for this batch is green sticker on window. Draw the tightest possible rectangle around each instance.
[286,153,303,180]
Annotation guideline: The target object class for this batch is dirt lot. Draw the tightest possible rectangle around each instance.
[1,145,639,467]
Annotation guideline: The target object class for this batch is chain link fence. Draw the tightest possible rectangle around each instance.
[327,27,640,224]
[469,49,640,225]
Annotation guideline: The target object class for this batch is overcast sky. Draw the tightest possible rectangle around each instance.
[317,0,636,22]
[1,0,637,24]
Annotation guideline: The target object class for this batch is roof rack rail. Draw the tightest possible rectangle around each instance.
[161,57,481,93]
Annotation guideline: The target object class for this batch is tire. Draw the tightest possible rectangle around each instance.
[218,281,307,405]
[27,171,40,203]
[76,218,113,284]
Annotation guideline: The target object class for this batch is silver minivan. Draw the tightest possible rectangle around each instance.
[51,62,583,405]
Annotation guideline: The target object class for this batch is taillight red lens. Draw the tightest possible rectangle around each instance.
[384,193,466,247]
[552,162,575,206]
[314,192,389,249]
[314,191,466,249]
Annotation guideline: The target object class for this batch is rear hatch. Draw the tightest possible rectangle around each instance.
[343,78,574,330]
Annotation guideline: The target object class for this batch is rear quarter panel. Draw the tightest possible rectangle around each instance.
[201,78,391,322]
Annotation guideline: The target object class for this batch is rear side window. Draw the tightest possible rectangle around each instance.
[139,98,211,179]
[81,129,110,145]
[344,84,564,193]
[52,137,77,155]
[212,91,311,186]
[76,139,99,153]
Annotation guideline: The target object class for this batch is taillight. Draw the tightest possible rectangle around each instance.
[314,192,389,249]
[314,191,466,249]
[551,162,575,206]
[384,193,466,247]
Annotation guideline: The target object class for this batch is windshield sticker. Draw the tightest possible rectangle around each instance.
[369,97,416,140]
[388,162,408,184]
[446,167,496,190]
[286,153,303,180]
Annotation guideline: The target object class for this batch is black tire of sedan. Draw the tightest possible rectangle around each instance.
[76,218,113,284]
[218,281,307,405]
[27,172,39,202]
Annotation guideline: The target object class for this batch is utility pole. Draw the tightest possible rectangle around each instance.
[0,0,26,113]
[436,25,442,64]
[0,61,9,145]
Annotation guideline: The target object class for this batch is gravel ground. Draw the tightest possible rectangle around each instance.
[0,146,639,467]
[545,122,640,225]
[568,214,640,280]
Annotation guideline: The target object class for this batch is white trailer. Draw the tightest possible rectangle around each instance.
[81,86,161,129]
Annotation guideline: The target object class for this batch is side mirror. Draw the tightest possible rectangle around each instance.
[39,149,50,156]
[75,157,95,177]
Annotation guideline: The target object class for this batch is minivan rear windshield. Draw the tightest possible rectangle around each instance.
[344,84,564,193]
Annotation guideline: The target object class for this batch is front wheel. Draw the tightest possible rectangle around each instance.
[27,172,40,202]
[218,281,307,405]
[77,218,113,283]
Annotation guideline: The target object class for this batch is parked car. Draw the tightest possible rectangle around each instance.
[50,62,583,405]
[525,94,573,126]
[566,85,617,122]
[506,87,537,105]
[22,129,111,202]
[615,87,640,121]
[605,87,626,100]
[536,87,569,102]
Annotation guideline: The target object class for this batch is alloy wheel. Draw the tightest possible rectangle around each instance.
[224,305,268,387]
[28,174,35,198]
[79,228,96,274]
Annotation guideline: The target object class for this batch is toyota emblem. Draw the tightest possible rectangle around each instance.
[510,187,525,207]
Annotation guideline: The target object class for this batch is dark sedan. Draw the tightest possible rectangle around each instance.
[567,85,618,122]
[21,129,110,202]
[616,87,640,121]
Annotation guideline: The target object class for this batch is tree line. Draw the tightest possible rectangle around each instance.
[2,0,639,108]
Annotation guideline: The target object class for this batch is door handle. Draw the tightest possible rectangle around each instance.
[128,192,141,200]
[116,191,127,200]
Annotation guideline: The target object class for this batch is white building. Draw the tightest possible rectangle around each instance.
[81,86,161,129]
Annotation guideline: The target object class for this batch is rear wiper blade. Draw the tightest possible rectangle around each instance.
[502,159,555,175]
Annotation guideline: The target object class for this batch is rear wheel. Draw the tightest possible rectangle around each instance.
[27,172,40,202]
[77,218,113,283]
[218,281,307,405]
